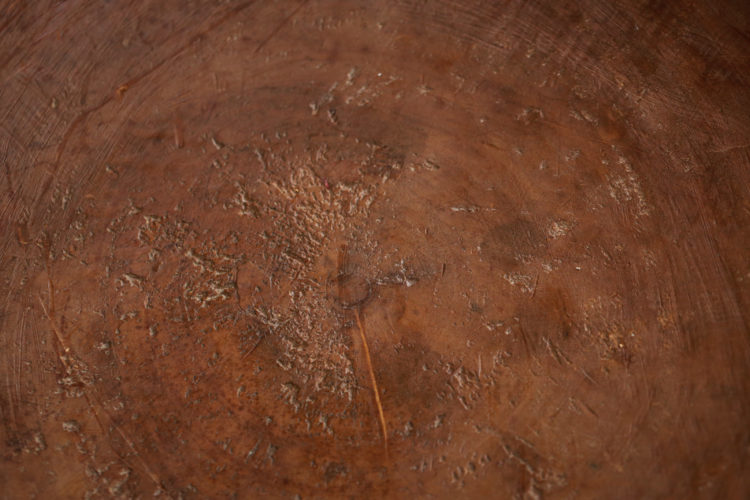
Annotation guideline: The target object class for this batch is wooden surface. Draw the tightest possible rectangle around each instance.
[2,1,750,498]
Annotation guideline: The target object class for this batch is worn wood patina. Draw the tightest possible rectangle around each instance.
[1,1,749,497]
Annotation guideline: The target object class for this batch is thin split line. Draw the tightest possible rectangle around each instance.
[355,308,388,457]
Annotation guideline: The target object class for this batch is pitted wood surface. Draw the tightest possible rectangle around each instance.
[2,1,750,498]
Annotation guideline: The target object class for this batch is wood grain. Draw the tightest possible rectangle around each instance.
[1,0,749,497]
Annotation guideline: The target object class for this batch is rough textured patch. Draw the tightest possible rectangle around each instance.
[1,0,750,498]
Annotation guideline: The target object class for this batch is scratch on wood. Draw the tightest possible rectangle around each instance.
[38,261,168,495]
[254,0,309,54]
[355,307,388,459]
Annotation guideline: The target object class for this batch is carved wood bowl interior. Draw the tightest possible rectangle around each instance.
[2,1,750,498]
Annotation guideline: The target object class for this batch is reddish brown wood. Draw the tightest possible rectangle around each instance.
[2,1,750,498]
